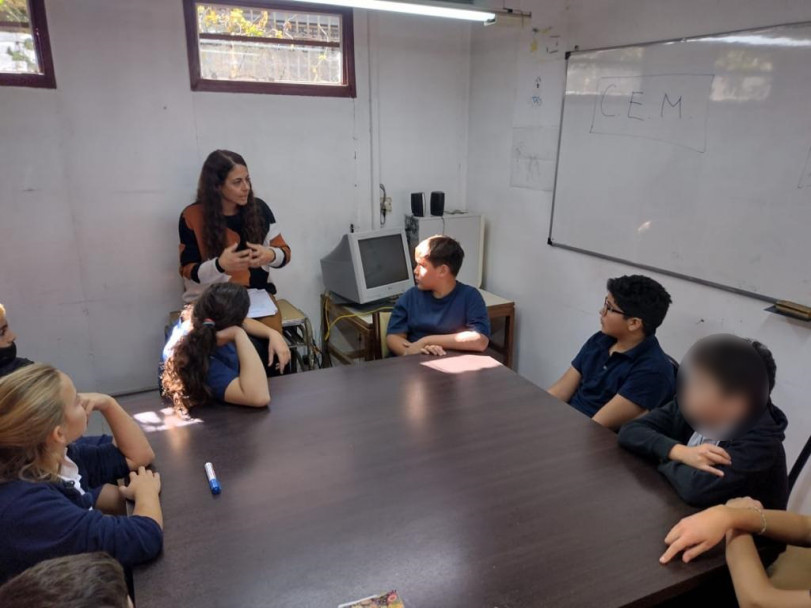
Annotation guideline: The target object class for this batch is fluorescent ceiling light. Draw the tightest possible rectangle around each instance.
[694,33,811,48]
[289,0,497,22]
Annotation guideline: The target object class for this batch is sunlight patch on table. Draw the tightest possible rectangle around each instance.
[421,355,502,374]
[133,407,203,433]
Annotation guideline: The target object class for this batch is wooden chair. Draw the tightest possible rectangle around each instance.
[788,434,811,495]
[377,311,392,358]
[277,298,316,371]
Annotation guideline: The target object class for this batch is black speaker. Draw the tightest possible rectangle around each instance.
[411,192,425,217]
[430,191,445,216]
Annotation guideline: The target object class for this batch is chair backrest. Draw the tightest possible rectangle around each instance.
[788,434,811,494]
[666,354,679,376]
[378,312,392,358]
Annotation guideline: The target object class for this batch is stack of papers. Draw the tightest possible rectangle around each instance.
[247,289,278,318]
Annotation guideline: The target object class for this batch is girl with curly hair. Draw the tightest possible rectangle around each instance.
[162,283,288,415]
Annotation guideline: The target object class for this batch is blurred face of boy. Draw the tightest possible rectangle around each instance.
[680,367,749,435]
[599,293,643,339]
[413,243,452,292]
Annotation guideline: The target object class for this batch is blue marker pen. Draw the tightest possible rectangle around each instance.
[204,462,221,495]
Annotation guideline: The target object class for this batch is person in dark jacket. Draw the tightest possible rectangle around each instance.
[618,334,788,509]
[0,365,164,584]
[0,303,33,379]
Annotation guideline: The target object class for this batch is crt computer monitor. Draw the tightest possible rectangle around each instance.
[320,229,414,304]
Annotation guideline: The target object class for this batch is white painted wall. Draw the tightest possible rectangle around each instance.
[2,0,807,511]
[371,13,471,227]
[467,0,811,511]
[0,1,471,392]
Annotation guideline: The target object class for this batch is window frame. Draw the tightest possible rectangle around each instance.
[182,0,356,98]
[0,0,56,89]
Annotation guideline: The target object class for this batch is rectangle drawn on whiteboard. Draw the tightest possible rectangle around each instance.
[590,73,714,152]
[510,126,557,191]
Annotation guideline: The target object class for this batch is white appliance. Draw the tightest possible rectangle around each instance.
[404,213,484,288]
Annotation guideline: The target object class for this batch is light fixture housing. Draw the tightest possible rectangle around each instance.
[288,0,498,22]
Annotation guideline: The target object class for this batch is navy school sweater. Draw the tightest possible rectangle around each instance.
[618,399,789,509]
[0,440,163,583]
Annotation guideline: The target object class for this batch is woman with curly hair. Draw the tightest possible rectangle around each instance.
[178,150,291,334]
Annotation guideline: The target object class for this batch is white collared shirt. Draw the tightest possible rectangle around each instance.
[687,431,720,448]
[59,453,86,496]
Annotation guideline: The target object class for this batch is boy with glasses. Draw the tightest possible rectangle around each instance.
[548,275,675,429]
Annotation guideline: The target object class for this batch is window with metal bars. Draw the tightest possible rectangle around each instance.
[183,0,355,97]
[0,0,55,88]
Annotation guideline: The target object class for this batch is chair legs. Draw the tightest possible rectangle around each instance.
[281,316,318,372]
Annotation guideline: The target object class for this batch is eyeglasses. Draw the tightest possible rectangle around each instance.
[601,298,627,316]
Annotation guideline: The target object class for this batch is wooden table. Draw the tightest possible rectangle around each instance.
[321,289,516,368]
[124,355,725,608]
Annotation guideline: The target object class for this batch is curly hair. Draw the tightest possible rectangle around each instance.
[196,150,266,259]
[161,283,250,414]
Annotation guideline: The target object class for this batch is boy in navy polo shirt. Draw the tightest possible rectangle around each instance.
[386,235,490,357]
[548,275,675,430]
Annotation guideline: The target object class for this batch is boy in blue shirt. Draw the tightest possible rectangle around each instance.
[386,235,490,357]
[548,275,675,430]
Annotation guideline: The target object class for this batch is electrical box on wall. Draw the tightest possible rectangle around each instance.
[404,213,485,288]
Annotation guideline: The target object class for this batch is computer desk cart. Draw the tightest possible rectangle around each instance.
[321,290,515,369]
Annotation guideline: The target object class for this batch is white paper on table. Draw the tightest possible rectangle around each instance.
[247,288,278,318]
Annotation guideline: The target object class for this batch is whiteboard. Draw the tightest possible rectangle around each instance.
[550,23,811,305]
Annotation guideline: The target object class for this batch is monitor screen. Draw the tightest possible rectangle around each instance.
[357,234,411,289]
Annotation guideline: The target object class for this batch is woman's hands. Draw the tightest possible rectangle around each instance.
[218,243,252,274]
[726,497,763,511]
[660,505,732,564]
[218,242,277,273]
[668,443,732,477]
[660,497,765,564]
[246,242,276,268]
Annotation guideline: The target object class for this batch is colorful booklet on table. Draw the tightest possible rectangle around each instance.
[338,590,404,608]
